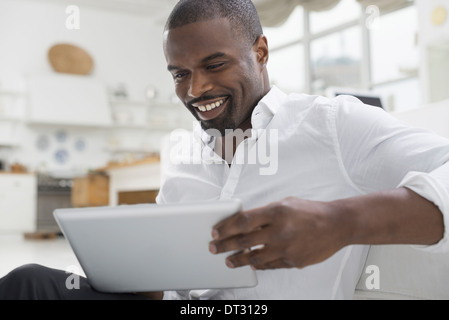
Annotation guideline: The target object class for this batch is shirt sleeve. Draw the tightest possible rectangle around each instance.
[397,166,449,252]
[331,95,449,253]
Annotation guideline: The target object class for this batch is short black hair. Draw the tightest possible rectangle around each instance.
[165,0,263,47]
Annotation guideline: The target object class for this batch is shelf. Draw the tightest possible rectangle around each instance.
[0,143,19,148]
[104,146,155,154]
[96,155,160,171]
[0,91,26,97]
[150,100,182,109]
[0,116,24,122]
[109,99,150,107]
[111,124,150,129]
[27,120,113,128]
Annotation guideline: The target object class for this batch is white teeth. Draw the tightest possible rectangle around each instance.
[196,99,225,112]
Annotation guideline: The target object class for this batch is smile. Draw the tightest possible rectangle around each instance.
[193,98,227,112]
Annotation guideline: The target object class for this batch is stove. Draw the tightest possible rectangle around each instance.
[36,174,73,233]
[38,175,73,192]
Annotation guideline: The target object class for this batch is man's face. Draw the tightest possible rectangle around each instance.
[164,18,267,135]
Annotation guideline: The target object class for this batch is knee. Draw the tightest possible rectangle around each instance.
[0,264,56,299]
[0,263,48,292]
[4,263,50,282]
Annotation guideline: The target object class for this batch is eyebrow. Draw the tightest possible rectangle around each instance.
[201,52,226,63]
[167,52,227,72]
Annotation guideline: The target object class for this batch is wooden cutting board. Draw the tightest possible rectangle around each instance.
[48,43,94,75]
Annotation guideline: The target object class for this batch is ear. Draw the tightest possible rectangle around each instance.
[254,35,269,67]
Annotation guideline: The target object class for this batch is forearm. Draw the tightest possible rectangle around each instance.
[333,187,444,247]
[210,187,445,270]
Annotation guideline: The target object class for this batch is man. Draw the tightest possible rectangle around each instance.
[1,0,448,300]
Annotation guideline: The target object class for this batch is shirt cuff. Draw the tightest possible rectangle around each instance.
[397,171,449,253]
[162,290,219,300]
[162,290,191,300]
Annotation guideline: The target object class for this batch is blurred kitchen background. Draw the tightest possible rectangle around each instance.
[0,0,448,236]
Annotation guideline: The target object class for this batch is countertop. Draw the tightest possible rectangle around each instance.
[96,155,160,172]
[0,171,34,175]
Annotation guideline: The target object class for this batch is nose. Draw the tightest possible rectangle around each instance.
[187,72,213,99]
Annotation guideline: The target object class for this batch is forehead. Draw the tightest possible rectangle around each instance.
[164,18,244,64]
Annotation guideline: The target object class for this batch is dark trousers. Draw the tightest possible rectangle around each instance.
[0,264,151,300]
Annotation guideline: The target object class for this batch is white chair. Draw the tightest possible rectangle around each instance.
[354,245,449,299]
[354,99,449,300]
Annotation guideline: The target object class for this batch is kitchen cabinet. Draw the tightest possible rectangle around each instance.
[148,100,193,131]
[0,90,26,147]
[110,99,192,130]
[0,173,37,233]
[106,99,192,156]
[98,156,161,206]
[110,100,150,128]
[27,74,113,127]
[71,173,109,207]
[0,121,20,147]
[0,91,26,120]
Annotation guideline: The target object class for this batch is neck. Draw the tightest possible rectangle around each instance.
[215,117,252,165]
[215,80,271,164]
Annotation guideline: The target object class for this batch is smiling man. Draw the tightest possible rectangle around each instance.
[163,1,271,163]
[164,14,269,136]
[1,0,449,301]
[158,0,449,300]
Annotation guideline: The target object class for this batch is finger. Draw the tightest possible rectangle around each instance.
[252,258,293,270]
[225,245,281,269]
[212,205,272,240]
[210,227,270,254]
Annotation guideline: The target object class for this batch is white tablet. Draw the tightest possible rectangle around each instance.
[53,199,258,293]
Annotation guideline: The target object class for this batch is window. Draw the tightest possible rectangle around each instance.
[264,0,419,112]
[310,26,362,95]
[370,6,418,83]
[369,5,419,111]
[310,0,360,34]
[268,43,305,94]
[264,6,303,48]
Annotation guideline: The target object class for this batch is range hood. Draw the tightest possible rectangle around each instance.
[28,73,113,127]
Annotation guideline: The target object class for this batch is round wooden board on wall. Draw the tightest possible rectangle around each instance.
[432,6,447,26]
[48,43,94,75]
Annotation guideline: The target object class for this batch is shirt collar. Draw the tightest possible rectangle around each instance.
[251,85,285,130]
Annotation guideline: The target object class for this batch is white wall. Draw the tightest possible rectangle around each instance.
[0,0,173,100]
[0,0,179,174]
[416,0,449,103]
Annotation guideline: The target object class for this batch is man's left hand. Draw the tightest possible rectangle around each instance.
[209,197,347,270]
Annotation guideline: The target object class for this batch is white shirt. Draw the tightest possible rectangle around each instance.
[157,86,449,300]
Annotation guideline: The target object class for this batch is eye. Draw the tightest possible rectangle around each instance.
[207,62,225,70]
[173,72,188,82]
